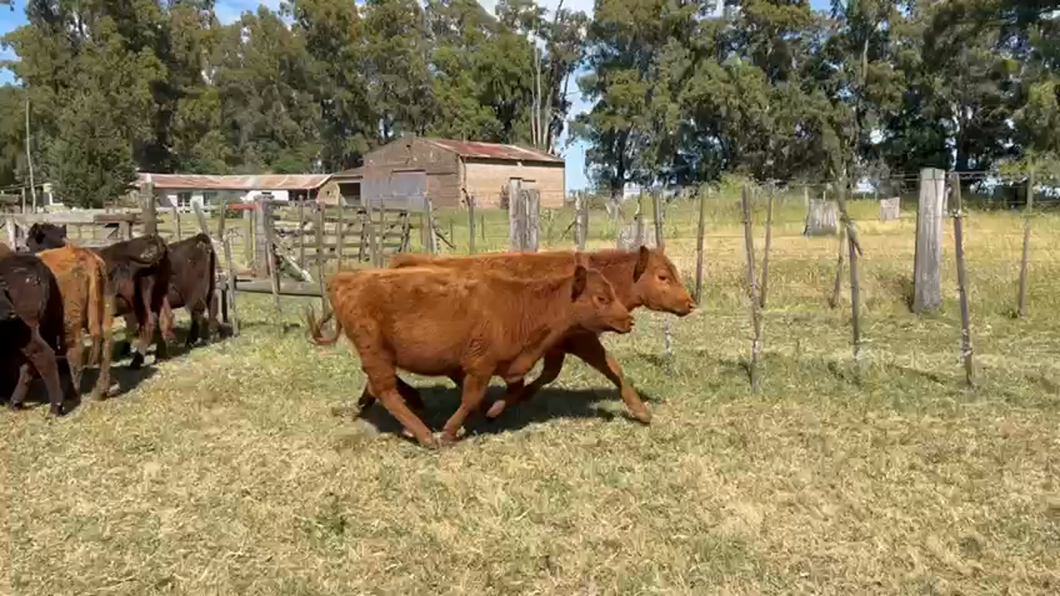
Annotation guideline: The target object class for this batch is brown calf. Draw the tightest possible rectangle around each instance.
[306,263,633,448]
[1,253,67,415]
[387,246,696,422]
[35,243,115,400]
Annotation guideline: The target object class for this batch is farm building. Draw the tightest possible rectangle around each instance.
[138,173,333,209]
[323,137,566,210]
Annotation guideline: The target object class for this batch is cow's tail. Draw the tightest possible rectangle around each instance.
[305,304,342,346]
[86,255,106,366]
[206,242,219,336]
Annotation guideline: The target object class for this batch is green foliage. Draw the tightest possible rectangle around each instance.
[1,0,1059,203]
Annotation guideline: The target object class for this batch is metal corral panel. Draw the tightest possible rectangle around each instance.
[362,170,428,211]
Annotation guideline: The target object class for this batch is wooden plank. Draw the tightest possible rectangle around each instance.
[297,200,306,269]
[172,205,182,240]
[261,201,281,312]
[235,279,323,297]
[336,203,345,270]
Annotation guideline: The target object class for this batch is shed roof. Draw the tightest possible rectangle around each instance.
[422,138,563,163]
[138,173,332,191]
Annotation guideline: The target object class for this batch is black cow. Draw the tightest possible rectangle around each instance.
[0,253,68,415]
[157,233,219,347]
[27,223,174,369]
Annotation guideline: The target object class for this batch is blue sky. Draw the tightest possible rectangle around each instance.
[0,0,831,190]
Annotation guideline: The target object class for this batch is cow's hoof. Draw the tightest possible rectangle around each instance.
[128,353,144,370]
[48,405,64,417]
[630,410,652,425]
[7,402,21,412]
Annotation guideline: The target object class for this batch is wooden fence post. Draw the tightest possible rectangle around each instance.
[950,173,974,386]
[575,193,588,251]
[839,185,863,365]
[243,207,254,267]
[468,193,477,254]
[425,196,438,254]
[217,198,239,336]
[172,205,182,240]
[914,167,946,313]
[741,187,762,391]
[143,180,157,236]
[297,199,307,270]
[192,202,209,235]
[336,202,345,270]
[694,187,708,303]
[652,191,666,253]
[260,201,281,313]
[316,204,327,316]
[254,199,271,278]
[1018,171,1034,317]
[759,184,775,309]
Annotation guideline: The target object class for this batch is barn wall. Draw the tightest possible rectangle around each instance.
[463,160,565,208]
[365,138,461,175]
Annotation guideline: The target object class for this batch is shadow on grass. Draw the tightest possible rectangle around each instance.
[341,382,663,442]
[0,360,159,416]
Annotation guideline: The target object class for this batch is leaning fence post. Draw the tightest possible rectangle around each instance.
[950,172,974,386]
[316,204,328,316]
[1017,170,1034,317]
[694,187,708,303]
[192,202,209,236]
[261,201,281,313]
[741,187,762,391]
[837,183,863,367]
[759,184,775,309]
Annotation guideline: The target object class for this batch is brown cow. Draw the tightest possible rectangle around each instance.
[1,253,68,415]
[34,243,115,400]
[130,233,219,348]
[386,246,696,423]
[305,263,634,448]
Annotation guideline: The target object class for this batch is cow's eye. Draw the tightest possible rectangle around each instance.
[657,274,669,282]
[595,294,610,305]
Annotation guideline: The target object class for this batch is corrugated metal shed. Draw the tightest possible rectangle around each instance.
[138,173,332,191]
[422,139,563,163]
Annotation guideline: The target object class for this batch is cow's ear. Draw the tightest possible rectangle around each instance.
[572,265,588,300]
[633,245,650,282]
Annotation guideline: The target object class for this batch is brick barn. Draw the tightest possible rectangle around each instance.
[323,138,566,210]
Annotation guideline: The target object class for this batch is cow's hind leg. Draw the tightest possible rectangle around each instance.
[65,327,84,402]
[363,362,436,448]
[22,327,65,416]
[186,304,203,348]
[358,376,425,412]
[8,362,33,411]
[487,349,566,419]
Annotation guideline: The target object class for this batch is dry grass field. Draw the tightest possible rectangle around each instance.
[3,195,1060,595]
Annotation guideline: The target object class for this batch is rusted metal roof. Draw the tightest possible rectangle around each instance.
[423,139,563,163]
[137,173,332,191]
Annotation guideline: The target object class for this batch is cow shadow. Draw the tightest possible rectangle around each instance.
[0,360,158,415]
[345,382,661,442]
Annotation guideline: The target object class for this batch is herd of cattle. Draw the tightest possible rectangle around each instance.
[0,223,218,416]
[2,221,696,449]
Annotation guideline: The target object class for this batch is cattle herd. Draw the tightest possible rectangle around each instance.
[2,221,695,450]
[1,223,219,416]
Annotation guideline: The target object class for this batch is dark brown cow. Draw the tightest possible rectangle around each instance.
[26,224,174,369]
[1,253,68,415]
[136,233,218,348]
[34,243,114,400]
[386,246,696,423]
[305,263,634,448]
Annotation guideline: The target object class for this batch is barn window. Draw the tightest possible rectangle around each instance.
[177,192,193,208]
[202,191,217,205]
